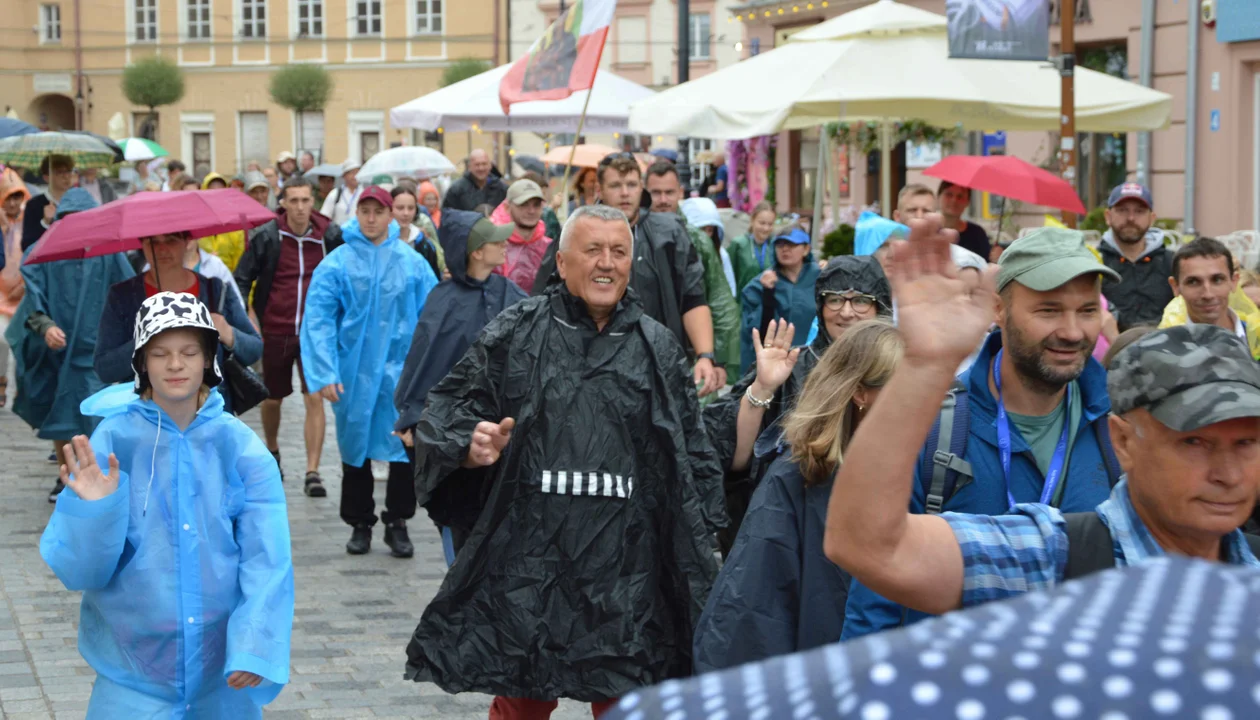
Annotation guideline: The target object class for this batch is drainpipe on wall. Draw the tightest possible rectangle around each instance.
[1183,0,1199,235]
[1136,0,1155,186]
[74,0,84,130]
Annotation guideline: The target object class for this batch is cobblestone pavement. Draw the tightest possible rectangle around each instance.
[0,395,590,719]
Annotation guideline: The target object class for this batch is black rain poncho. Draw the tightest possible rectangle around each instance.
[704,256,890,550]
[404,284,727,702]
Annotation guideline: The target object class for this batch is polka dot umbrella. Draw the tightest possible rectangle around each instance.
[606,556,1260,720]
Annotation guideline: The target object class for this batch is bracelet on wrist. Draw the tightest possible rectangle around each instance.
[745,386,773,409]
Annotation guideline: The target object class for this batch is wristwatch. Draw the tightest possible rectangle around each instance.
[697,352,716,362]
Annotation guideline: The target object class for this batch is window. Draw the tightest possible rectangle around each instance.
[415,0,441,34]
[133,0,157,42]
[688,13,711,60]
[616,16,646,64]
[240,0,265,38]
[238,112,269,172]
[40,4,61,43]
[360,132,380,162]
[296,0,323,37]
[356,0,382,36]
[192,132,212,177]
[186,0,211,40]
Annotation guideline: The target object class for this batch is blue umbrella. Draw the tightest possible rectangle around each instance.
[606,556,1260,719]
[0,118,38,140]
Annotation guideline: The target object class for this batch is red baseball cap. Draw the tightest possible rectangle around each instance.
[358,185,393,210]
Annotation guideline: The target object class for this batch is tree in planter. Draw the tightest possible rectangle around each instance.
[269,64,334,160]
[122,56,185,141]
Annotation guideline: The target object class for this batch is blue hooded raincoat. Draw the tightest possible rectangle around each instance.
[40,385,294,718]
[4,188,134,439]
[301,218,439,467]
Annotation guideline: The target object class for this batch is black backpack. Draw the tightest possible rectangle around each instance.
[920,384,1123,514]
[1063,512,1260,580]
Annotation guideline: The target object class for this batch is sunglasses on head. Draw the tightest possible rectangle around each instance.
[598,151,637,168]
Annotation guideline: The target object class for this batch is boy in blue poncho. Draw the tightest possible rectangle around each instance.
[301,186,439,558]
[40,291,294,718]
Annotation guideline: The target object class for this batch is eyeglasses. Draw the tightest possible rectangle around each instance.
[822,293,878,311]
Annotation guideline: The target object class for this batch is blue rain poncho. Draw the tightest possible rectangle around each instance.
[5,189,134,439]
[40,385,294,718]
[301,218,439,467]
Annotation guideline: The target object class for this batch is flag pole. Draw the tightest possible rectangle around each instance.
[558,85,595,225]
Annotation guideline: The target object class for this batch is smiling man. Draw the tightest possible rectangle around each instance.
[404,204,726,718]
[1161,237,1260,359]
[841,227,1127,639]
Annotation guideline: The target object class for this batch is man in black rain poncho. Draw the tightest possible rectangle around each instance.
[404,204,727,716]
[704,255,891,553]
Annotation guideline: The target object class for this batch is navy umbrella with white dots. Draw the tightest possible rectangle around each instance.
[605,556,1260,720]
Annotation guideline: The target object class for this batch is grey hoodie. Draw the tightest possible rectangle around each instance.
[1097,227,1175,331]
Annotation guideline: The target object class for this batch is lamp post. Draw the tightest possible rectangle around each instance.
[677,0,691,190]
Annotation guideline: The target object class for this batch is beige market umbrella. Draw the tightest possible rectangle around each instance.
[628,0,1172,213]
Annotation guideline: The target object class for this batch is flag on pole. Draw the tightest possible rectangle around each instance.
[499,0,617,114]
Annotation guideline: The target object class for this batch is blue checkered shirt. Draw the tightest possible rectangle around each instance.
[944,477,1260,607]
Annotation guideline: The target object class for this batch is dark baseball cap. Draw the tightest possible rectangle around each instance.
[358,185,393,209]
[1107,182,1152,209]
[1108,324,1260,432]
[996,227,1120,292]
[466,219,515,254]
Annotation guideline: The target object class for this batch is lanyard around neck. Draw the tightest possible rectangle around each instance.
[993,349,1072,510]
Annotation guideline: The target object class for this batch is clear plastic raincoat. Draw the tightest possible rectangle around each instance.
[39,385,293,718]
[300,218,439,467]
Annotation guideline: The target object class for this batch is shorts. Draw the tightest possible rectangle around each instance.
[261,334,307,399]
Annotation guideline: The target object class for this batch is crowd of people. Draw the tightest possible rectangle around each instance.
[3,140,1260,718]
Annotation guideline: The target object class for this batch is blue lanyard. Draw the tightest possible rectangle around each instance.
[754,240,768,270]
[993,349,1072,510]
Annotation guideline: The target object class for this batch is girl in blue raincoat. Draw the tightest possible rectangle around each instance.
[40,292,294,719]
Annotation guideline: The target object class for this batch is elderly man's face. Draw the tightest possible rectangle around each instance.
[894,192,935,223]
[1113,410,1260,545]
[997,275,1102,393]
[556,217,632,317]
[468,150,491,182]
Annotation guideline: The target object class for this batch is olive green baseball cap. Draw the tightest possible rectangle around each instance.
[995,227,1120,292]
[466,218,515,255]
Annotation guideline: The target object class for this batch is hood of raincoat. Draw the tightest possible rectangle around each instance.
[1159,286,1260,360]
[130,291,223,394]
[1100,227,1166,261]
[853,211,908,257]
[0,166,30,206]
[436,208,482,284]
[418,180,442,226]
[815,255,892,320]
[404,283,726,701]
[40,382,293,713]
[54,187,98,220]
[200,172,229,190]
[681,197,725,244]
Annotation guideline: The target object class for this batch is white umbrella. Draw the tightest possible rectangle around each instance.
[629,0,1171,137]
[390,64,656,133]
[355,146,456,182]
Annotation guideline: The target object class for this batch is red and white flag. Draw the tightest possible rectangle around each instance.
[499,0,616,114]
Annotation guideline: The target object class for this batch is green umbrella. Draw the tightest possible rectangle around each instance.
[0,131,118,170]
[118,137,169,162]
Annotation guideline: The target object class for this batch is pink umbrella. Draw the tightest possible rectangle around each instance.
[922,154,1087,215]
[25,189,276,265]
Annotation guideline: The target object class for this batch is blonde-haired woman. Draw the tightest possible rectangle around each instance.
[693,319,903,672]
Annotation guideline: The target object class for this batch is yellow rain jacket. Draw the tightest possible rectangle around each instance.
[197,173,246,271]
[1159,287,1260,360]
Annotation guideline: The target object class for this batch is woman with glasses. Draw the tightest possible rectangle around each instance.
[694,320,902,671]
[704,255,892,554]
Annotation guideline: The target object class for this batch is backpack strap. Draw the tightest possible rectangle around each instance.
[1093,416,1123,488]
[923,382,973,515]
[1062,511,1117,581]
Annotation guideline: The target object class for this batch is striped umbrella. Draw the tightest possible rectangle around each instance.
[0,131,118,170]
[118,137,169,162]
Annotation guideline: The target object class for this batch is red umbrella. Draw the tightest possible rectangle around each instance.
[922,155,1087,215]
[25,189,276,265]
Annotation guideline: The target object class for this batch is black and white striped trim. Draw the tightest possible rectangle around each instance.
[540,470,634,498]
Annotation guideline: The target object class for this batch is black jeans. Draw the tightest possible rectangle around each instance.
[340,460,416,527]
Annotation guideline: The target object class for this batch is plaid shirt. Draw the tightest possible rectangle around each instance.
[944,478,1260,608]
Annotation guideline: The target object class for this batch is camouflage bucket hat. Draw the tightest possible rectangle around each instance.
[1108,324,1260,431]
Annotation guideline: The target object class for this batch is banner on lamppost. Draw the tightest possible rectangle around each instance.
[945,0,1051,61]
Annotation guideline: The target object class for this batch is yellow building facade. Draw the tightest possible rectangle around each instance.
[1,0,505,175]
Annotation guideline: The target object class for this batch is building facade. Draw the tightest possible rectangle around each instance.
[1,0,507,176]
[732,0,1260,237]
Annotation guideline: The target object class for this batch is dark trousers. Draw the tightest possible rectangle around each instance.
[340,460,415,527]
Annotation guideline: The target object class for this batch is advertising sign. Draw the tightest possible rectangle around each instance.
[946,0,1051,61]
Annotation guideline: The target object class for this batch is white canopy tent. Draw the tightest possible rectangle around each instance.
[390,64,657,134]
[628,0,1173,216]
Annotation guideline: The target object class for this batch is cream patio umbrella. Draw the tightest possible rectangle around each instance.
[629,0,1172,214]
